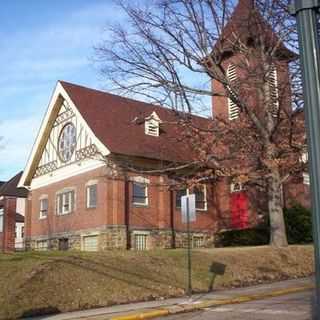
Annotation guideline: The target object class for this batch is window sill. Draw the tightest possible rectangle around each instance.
[133,203,149,208]
[175,207,208,212]
[86,206,97,210]
[39,216,48,220]
[57,211,73,216]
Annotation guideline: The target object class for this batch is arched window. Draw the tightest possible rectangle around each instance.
[268,64,279,117]
[227,64,239,120]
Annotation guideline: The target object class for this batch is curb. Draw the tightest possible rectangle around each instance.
[108,285,314,320]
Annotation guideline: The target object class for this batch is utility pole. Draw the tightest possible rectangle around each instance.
[290,1,320,318]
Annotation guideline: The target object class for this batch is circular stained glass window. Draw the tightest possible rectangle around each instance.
[58,123,76,162]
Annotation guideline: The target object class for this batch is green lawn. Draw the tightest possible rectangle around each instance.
[0,245,314,319]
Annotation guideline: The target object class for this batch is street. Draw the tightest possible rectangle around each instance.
[155,290,313,320]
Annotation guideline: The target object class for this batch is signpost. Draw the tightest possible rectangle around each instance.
[290,1,320,318]
[181,194,196,296]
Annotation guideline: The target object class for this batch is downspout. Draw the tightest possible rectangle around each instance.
[124,176,131,250]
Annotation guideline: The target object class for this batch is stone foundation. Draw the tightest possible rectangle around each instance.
[26,226,215,251]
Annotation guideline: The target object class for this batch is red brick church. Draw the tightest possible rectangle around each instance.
[18,0,309,251]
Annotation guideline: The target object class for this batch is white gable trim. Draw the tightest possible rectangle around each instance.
[18,81,110,188]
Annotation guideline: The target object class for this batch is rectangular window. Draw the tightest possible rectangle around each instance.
[193,236,204,248]
[37,240,48,251]
[21,226,24,239]
[134,234,148,250]
[57,190,75,215]
[39,198,48,219]
[176,189,187,208]
[83,235,98,251]
[133,182,148,205]
[0,208,3,232]
[86,184,97,208]
[176,186,207,210]
[194,186,207,210]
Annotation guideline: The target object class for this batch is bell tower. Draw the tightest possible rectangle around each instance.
[211,0,295,121]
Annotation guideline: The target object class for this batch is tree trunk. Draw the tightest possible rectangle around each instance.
[268,169,288,247]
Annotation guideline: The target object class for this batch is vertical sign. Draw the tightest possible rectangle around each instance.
[181,194,196,223]
[181,194,196,296]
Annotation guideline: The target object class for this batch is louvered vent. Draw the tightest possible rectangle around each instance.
[268,64,279,117]
[227,64,239,121]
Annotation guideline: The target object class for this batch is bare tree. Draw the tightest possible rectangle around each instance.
[95,0,306,247]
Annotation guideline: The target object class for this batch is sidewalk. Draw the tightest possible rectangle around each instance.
[25,277,314,320]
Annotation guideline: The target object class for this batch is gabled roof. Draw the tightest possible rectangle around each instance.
[19,81,211,187]
[60,81,210,163]
[0,172,28,198]
[213,0,295,60]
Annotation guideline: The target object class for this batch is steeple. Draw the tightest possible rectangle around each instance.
[237,0,255,9]
[212,0,294,61]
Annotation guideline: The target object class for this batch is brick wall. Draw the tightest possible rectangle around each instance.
[0,197,17,252]
[27,163,263,250]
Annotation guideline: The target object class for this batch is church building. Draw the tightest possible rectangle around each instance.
[18,0,309,251]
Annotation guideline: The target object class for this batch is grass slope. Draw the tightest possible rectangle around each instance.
[0,245,314,319]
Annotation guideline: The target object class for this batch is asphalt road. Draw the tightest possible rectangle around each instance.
[155,290,314,320]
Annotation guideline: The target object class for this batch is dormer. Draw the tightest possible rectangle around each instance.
[145,112,161,137]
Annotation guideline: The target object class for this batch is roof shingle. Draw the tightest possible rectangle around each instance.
[61,81,211,163]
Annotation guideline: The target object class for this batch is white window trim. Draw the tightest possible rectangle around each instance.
[227,63,239,121]
[36,239,49,251]
[192,234,204,248]
[300,151,308,164]
[303,172,310,185]
[132,182,149,206]
[86,184,97,209]
[144,111,161,137]
[0,208,4,233]
[230,182,243,193]
[268,64,279,117]
[133,230,150,250]
[176,185,207,211]
[56,188,76,215]
[81,232,99,251]
[39,196,49,219]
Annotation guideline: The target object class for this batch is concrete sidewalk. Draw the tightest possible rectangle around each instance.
[26,277,314,320]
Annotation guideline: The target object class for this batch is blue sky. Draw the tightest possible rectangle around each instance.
[0,0,123,181]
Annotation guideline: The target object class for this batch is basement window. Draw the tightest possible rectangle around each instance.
[37,240,48,251]
[193,235,204,248]
[133,231,149,250]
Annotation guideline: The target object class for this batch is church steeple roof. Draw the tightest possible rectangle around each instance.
[213,0,295,60]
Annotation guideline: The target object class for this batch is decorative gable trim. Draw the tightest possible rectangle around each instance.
[18,81,110,188]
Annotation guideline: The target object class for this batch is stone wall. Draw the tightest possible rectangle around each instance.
[26,226,214,251]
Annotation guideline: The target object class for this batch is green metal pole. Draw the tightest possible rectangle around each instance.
[290,1,320,317]
[186,198,192,296]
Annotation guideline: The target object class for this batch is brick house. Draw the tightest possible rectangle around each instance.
[18,0,309,251]
[0,172,28,251]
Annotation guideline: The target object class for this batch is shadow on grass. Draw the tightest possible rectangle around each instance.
[21,306,60,319]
